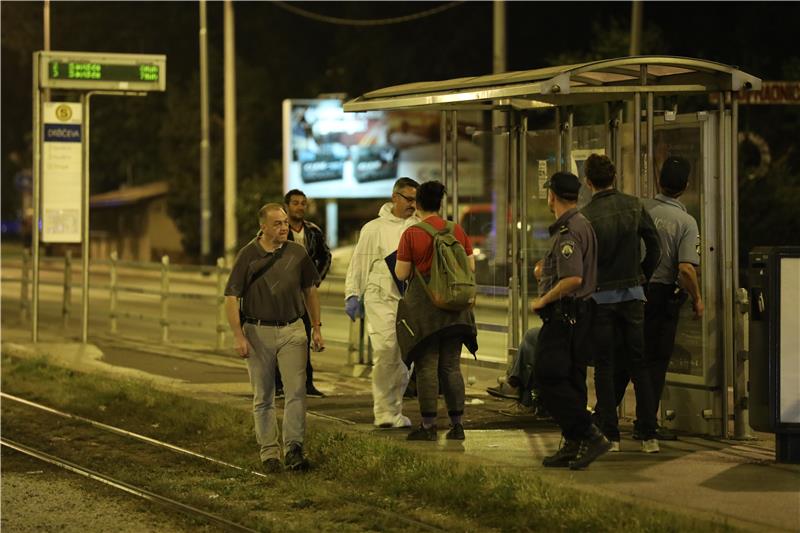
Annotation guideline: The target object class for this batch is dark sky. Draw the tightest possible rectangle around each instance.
[2,1,798,186]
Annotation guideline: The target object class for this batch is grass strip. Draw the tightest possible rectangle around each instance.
[2,355,736,532]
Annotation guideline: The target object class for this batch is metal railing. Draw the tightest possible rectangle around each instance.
[4,250,512,368]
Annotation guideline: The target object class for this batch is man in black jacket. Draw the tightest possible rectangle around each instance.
[275,189,332,398]
[581,154,662,453]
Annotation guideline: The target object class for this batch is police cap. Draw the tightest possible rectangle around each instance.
[544,172,581,201]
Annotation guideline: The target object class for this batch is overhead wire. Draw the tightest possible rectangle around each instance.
[272,1,464,27]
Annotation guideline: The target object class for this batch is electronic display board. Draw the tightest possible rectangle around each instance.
[38,51,166,92]
[283,99,484,199]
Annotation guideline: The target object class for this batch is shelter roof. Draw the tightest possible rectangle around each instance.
[344,56,762,112]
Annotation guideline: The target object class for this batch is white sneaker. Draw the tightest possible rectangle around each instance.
[609,441,621,452]
[641,439,660,453]
[393,414,412,428]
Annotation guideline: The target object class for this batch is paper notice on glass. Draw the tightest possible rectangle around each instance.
[537,160,549,198]
[42,102,83,243]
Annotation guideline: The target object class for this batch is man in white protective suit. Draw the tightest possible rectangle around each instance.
[344,177,420,428]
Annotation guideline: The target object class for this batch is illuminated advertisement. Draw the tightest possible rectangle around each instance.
[282,99,484,198]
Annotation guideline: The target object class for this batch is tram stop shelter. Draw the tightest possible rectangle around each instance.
[344,56,762,439]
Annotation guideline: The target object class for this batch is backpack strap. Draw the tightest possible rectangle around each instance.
[414,220,454,236]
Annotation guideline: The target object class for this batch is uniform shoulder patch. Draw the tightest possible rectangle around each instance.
[560,241,575,259]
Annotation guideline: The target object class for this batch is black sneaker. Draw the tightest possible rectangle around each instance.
[261,458,282,474]
[542,439,580,468]
[306,385,325,398]
[284,443,309,471]
[486,382,519,400]
[406,424,437,441]
[275,388,285,399]
[569,426,612,470]
[446,423,465,440]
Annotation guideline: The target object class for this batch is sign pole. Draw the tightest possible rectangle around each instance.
[31,53,42,342]
[81,93,91,343]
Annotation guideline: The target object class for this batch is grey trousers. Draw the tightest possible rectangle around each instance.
[243,320,307,461]
[416,334,465,418]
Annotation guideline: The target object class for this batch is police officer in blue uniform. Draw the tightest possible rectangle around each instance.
[532,172,611,470]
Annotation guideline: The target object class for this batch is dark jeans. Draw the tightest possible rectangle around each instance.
[416,334,465,418]
[275,312,314,390]
[644,283,686,419]
[508,327,540,406]
[592,300,657,441]
[533,304,593,441]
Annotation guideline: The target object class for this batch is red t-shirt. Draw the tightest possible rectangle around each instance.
[397,215,473,276]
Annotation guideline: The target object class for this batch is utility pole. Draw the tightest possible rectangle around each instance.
[223,0,237,265]
[199,0,211,263]
[492,0,507,268]
[629,1,643,56]
[43,0,51,102]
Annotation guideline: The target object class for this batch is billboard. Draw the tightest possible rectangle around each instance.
[283,99,484,199]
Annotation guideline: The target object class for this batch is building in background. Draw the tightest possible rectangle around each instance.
[90,181,184,262]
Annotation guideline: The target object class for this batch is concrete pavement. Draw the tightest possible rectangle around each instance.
[1,319,798,532]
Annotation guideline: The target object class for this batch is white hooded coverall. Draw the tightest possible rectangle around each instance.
[345,202,419,426]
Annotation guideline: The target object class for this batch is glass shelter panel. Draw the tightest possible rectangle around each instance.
[456,116,511,367]
[653,124,705,377]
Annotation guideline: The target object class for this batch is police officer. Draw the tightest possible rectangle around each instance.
[639,156,703,441]
[532,172,611,470]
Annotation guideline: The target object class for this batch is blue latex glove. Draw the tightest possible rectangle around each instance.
[345,295,362,321]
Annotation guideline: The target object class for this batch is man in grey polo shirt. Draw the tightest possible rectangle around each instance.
[639,156,703,441]
[224,203,323,473]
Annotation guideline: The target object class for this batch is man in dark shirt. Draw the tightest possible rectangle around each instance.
[224,203,323,473]
[532,172,609,470]
[581,154,662,453]
[277,189,332,398]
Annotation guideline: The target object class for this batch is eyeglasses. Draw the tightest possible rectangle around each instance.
[395,191,416,203]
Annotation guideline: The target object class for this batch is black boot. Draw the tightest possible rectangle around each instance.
[542,439,580,468]
[569,425,612,470]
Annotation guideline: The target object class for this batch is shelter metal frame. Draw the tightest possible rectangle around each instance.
[344,56,761,438]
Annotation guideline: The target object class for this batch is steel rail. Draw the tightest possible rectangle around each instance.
[3,392,446,532]
[0,437,259,533]
[1,392,267,479]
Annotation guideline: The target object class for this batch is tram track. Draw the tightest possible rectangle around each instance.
[1,437,257,533]
[1,392,446,533]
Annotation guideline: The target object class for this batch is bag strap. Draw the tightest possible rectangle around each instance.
[241,243,286,299]
[414,220,455,237]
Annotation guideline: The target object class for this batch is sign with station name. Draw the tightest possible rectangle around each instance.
[710,81,800,105]
[42,103,83,243]
[39,51,166,92]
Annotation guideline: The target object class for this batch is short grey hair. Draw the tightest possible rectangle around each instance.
[392,177,419,194]
[257,203,285,225]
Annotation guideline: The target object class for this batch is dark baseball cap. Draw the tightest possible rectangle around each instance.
[544,172,581,200]
[659,156,690,192]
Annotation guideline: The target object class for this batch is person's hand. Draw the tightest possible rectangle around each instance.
[345,295,362,321]
[692,298,705,319]
[530,297,546,312]
[312,327,325,352]
[533,260,544,282]
[234,333,250,359]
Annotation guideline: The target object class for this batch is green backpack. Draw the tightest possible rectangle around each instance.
[414,220,476,311]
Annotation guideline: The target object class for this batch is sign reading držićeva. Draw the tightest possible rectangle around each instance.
[42,102,82,243]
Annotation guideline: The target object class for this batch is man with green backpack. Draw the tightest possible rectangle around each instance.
[394,180,478,441]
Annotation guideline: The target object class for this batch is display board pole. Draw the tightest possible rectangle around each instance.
[81,93,90,343]
[32,53,42,342]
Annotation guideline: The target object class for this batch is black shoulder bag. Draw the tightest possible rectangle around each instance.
[239,244,286,325]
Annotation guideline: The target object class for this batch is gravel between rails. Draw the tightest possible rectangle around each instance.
[1,449,214,533]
